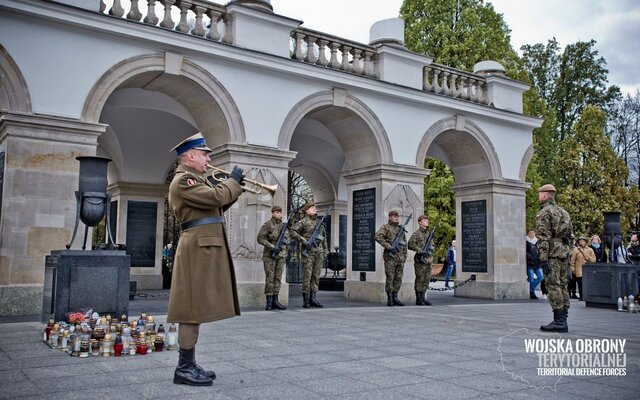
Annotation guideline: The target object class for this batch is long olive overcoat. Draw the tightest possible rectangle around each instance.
[166,164,243,324]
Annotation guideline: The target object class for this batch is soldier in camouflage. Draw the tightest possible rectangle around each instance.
[375,210,408,306]
[256,205,288,311]
[408,215,434,306]
[536,184,574,333]
[290,202,327,308]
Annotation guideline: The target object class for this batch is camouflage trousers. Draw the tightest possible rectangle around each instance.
[414,262,432,292]
[301,251,324,294]
[384,258,404,293]
[546,258,570,311]
[262,256,285,295]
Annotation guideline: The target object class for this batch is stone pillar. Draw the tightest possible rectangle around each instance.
[108,182,168,290]
[453,179,530,299]
[343,164,427,304]
[209,143,296,308]
[0,113,104,316]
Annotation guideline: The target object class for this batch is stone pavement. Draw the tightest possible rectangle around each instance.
[1,284,638,399]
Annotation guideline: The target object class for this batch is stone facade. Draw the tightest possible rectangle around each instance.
[0,0,540,315]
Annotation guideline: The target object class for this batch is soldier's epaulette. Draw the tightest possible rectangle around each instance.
[175,171,207,187]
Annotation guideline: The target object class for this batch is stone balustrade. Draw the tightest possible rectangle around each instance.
[423,63,488,105]
[290,28,379,78]
[101,0,232,44]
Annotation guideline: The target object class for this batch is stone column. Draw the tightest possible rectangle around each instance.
[209,143,296,308]
[343,164,427,304]
[0,113,105,316]
[453,179,530,299]
[107,182,168,290]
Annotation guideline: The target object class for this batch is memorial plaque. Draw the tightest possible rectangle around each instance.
[126,201,157,268]
[339,215,347,254]
[352,188,376,272]
[461,200,487,273]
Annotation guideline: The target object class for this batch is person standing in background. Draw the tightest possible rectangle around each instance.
[257,206,289,311]
[589,235,607,263]
[408,215,434,306]
[444,240,456,288]
[570,236,596,301]
[375,210,408,306]
[526,229,543,300]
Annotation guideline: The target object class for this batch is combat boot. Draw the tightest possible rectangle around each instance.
[174,348,213,386]
[421,291,432,306]
[271,294,287,310]
[387,292,393,306]
[265,295,273,311]
[540,309,568,333]
[302,293,310,308]
[310,291,324,308]
[392,291,404,306]
[415,291,424,305]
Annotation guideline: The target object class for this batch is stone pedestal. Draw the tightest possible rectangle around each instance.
[42,250,131,322]
[583,263,640,309]
[453,180,529,300]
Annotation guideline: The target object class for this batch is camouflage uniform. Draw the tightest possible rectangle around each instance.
[257,216,289,296]
[536,197,573,312]
[291,215,327,295]
[375,222,407,294]
[408,226,433,305]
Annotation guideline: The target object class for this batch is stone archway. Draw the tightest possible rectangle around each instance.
[417,116,529,300]
[0,44,32,113]
[416,115,502,183]
[81,53,246,289]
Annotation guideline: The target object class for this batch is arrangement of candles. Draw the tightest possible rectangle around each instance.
[617,295,640,313]
[43,312,178,357]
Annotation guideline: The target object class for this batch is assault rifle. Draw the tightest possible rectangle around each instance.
[270,208,297,259]
[420,219,439,263]
[389,213,412,255]
[303,207,333,256]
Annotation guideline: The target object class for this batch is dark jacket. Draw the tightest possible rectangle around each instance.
[526,240,541,270]
[589,244,607,263]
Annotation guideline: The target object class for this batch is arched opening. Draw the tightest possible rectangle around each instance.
[83,54,242,289]
[282,90,390,290]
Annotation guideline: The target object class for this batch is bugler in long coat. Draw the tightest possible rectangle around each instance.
[167,164,243,324]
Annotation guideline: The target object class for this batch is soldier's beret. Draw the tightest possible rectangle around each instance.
[388,210,399,217]
[418,214,428,222]
[170,132,212,156]
[538,184,556,193]
[271,206,282,213]
[302,202,315,212]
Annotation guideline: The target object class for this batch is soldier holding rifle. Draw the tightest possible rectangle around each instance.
[291,202,328,308]
[257,205,290,311]
[408,215,436,306]
[375,210,410,306]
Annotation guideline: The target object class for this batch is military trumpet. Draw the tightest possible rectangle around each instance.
[206,164,277,196]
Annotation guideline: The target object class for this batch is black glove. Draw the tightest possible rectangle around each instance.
[540,261,550,275]
[229,165,245,184]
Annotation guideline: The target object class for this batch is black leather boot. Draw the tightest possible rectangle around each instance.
[271,294,287,310]
[265,295,273,311]
[387,292,393,306]
[392,292,404,306]
[310,291,324,308]
[415,291,424,305]
[195,365,217,380]
[421,291,432,306]
[540,309,568,332]
[173,348,213,386]
[302,293,310,308]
